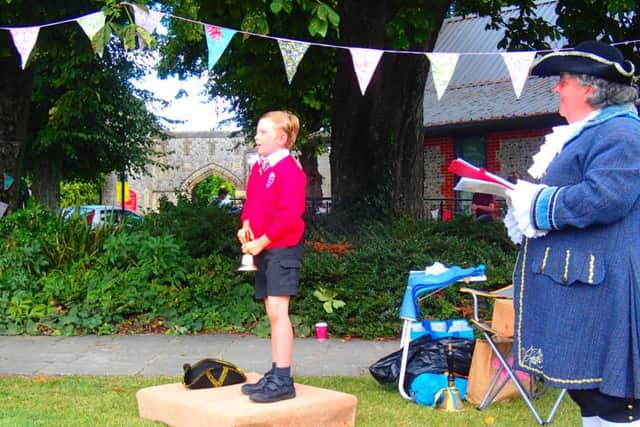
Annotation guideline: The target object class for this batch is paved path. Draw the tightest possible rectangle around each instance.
[0,334,400,377]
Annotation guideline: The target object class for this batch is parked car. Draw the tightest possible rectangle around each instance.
[62,205,142,228]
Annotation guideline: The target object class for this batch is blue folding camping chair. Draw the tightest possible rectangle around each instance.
[397,263,487,400]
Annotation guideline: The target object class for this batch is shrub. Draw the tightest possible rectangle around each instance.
[0,205,518,338]
[140,195,241,259]
[296,216,517,338]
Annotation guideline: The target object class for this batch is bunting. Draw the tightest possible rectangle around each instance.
[76,11,106,56]
[349,47,383,95]
[501,51,537,98]
[204,24,236,70]
[277,39,310,84]
[9,27,39,69]
[76,11,105,42]
[425,53,459,100]
[2,7,640,100]
[131,4,163,48]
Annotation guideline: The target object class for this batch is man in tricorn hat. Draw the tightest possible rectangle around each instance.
[503,40,640,425]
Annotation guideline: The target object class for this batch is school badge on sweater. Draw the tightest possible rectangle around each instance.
[266,172,275,188]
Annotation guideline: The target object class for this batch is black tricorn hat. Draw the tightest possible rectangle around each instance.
[530,40,636,85]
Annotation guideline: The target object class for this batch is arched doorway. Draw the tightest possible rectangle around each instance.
[181,163,244,204]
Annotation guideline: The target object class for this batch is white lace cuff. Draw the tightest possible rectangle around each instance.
[505,180,549,239]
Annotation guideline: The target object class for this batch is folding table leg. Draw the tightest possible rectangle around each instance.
[546,389,568,424]
[482,332,545,425]
[398,320,413,401]
[478,364,511,410]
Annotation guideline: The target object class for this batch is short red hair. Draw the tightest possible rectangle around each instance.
[260,110,300,149]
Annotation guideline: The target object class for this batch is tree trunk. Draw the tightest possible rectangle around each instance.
[31,162,62,211]
[330,1,449,218]
[0,55,33,215]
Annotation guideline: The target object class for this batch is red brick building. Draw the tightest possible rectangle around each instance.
[422,1,564,216]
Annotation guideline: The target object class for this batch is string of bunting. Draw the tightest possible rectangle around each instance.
[2,5,639,99]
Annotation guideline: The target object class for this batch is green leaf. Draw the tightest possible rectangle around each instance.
[313,289,329,301]
[270,0,283,14]
[332,300,346,310]
[326,8,340,27]
[308,16,328,38]
[122,25,137,50]
[317,3,328,20]
[110,22,124,39]
[91,24,112,57]
[29,303,47,318]
[136,26,155,49]
[323,301,333,313]
[241,9,270,36]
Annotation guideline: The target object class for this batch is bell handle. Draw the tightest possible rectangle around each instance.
[446,343,455,386]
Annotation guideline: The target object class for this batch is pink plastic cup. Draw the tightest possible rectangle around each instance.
[315,322,328,341]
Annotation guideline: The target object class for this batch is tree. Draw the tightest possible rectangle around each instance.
[153,0,640,219]
[26,34,166,209]
[0,0,44,212]
[156,0,340,198]
[329,2,450,217]
[555,0,639,60]
[153,1,534,217]
[0,0,165,211]
[4,0,638,215]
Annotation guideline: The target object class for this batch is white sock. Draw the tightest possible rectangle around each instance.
[582,417,602,427]
[600,418,640,426]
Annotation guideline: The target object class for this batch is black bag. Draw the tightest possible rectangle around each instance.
[369,335,474,389]
[183,358,247,389]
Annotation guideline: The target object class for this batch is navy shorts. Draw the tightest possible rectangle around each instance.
[569,389,640,422]
[254,243,303,299]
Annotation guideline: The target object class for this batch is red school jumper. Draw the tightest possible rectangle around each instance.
[241,155,306,249]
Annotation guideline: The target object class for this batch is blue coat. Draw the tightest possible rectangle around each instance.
[513,104,640,399]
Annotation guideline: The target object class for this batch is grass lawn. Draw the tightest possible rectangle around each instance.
[0,374,580,426]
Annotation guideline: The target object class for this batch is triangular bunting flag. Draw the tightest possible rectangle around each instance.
[77,11,105,42]
[9,26,39,69]
[501,51,536,98]
[349,47,383,95]
[131,4,163,48]
[277,39,310,84]
[425,53,459,100]
[204,24,236,70]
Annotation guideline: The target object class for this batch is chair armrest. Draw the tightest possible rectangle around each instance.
[469,318,500,336]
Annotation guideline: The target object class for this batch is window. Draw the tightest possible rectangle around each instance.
[454,136,487,214]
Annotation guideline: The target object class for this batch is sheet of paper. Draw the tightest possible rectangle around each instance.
[454,177,509,198]
[448,158,514,189]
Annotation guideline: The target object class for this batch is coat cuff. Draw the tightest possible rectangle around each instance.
[531,186,561,230]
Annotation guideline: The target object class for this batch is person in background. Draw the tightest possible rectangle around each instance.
[236,110,306,403]
[215,187,232,208]
[504,40,640,426]
[471,192,499,221]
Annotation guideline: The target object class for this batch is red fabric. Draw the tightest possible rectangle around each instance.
[472,192,496,207]
[241,156,306,249]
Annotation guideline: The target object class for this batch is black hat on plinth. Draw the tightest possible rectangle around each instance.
[530,40,636,85]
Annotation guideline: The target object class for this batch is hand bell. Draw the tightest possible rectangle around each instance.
[238,253,258,272]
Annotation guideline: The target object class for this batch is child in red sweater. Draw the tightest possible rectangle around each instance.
[237,110,306,403]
